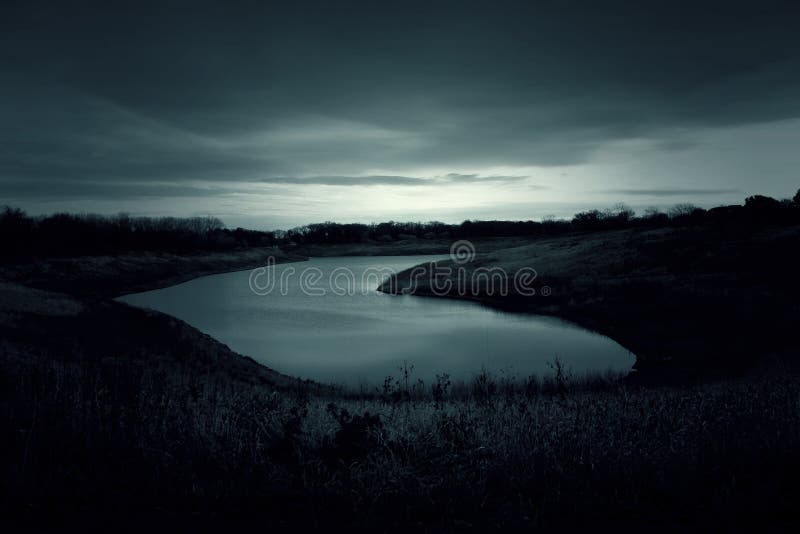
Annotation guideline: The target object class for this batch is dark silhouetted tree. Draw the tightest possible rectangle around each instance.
[745,195,782,210]
[668,203,699,218]
[642,207,669,225]
[572,209,604,230]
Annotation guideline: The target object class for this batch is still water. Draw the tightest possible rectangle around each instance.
[119,256,633,386]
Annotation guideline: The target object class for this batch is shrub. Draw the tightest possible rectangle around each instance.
[323,403,384,465]
[432,373,451,409]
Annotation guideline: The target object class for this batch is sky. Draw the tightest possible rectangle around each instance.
[2,0,799,230]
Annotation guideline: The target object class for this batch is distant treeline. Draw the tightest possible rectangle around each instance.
[0,209,277,258]
[2,190,799,257]
[282,191,800,244]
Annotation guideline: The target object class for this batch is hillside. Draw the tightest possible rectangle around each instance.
[380,223,800,379]
[0,246,304,299]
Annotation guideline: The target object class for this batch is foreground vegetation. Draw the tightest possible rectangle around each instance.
[2,340,798,529]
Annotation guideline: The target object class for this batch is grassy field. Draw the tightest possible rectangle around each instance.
[2,338,799,529]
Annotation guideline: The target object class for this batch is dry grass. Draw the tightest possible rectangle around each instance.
[2,347,799,529]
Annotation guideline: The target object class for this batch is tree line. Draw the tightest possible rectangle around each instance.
[0,210,277,258]
[2,190,798,257]
[282,191,800,244]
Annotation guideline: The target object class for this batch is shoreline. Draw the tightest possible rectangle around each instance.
[0,247,321,393]
[379,224,800,381]
[0,246,308,300]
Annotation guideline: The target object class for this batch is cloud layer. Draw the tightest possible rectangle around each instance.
[2,0,799,224]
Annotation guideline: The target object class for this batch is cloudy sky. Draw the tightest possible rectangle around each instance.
[2,0,799,229]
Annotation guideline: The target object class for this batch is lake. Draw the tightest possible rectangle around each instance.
[118,255,634,386]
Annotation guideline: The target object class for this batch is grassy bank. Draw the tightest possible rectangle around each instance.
[0,246,305,300]
[380,224,800,379]
[292,236,532,257]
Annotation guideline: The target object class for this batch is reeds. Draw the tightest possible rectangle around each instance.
[2,349,799,528]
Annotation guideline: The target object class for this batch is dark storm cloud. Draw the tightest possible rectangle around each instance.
[2,0,800,200]
[0,179,237,200]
